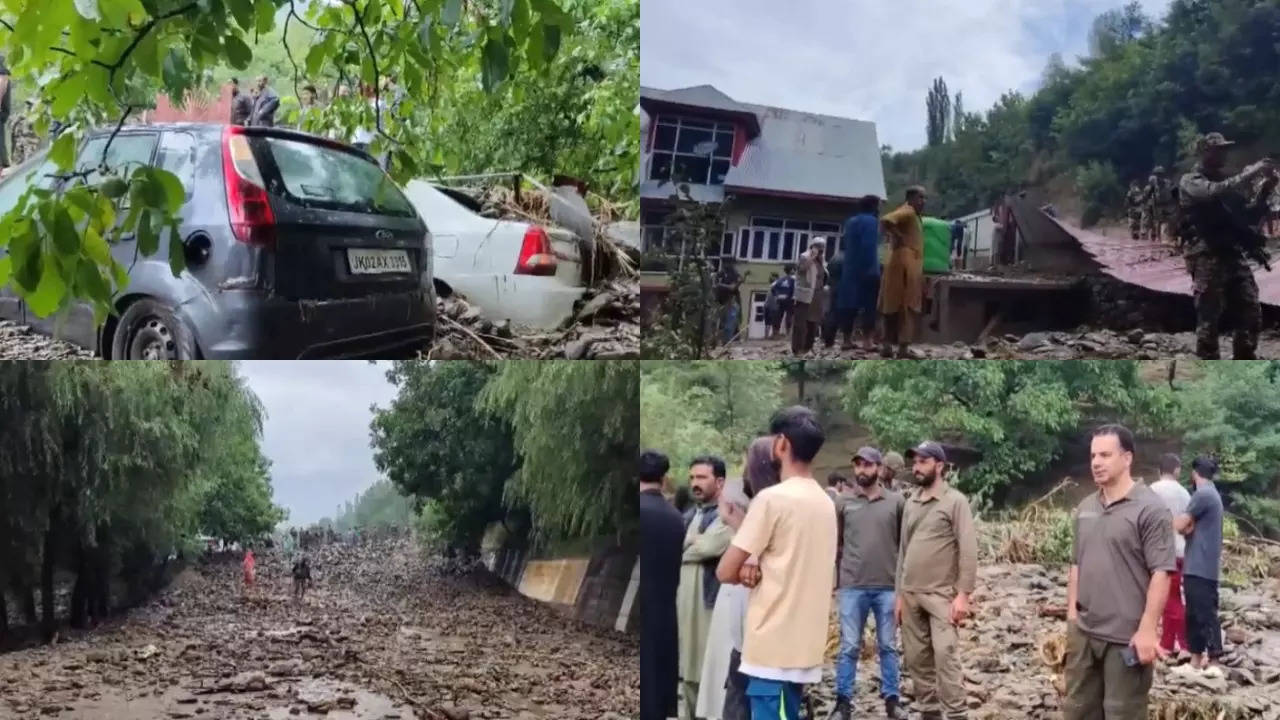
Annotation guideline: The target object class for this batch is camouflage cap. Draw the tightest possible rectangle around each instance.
[1195,132,1236,153]
[882,451,905,472]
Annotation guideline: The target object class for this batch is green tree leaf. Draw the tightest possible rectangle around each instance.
[73,0,102,21]
[226,0,254,31]
[481,33,510,93]
[441,0,462,27]
[168,227,186,278]
[50,132,78,172]
[51,208,82,257]
[137,211,159,257]
[224,34,254,70]
[26,258,69,317]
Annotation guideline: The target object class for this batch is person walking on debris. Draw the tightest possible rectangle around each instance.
[1177,132,1278,359]
[895,441,977,720]
[836,195,883,351]
[291,554,312,602]
[1174,456,1225,671]
[1149,453,1190,656]
[678,457,732,720]
[949,218,965,267]
[879,187,928,359]
[640,450,684,720]
[792,239,827,355]
[242,547,256,588]
[1145,167,1174,243]
[832,447,907,720]
[717,407,837,720]
[1126,180,1146,241]
[1065,424,1175,720]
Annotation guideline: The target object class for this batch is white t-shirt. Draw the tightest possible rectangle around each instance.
[1149,476,1191,558]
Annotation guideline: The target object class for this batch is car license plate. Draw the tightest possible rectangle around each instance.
[348,248,411,275]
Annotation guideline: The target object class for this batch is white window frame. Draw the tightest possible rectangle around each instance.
[729,216,843,262]
[647,114,735,186]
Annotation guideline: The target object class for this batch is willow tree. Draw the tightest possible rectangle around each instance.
[481,360,638,542]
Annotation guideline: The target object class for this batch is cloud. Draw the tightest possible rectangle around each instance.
[235,361,399,525]
[641,0,1173,152]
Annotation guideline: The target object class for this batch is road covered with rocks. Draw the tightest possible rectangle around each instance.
[812,562,1280,720]
[0,539,637,720]
[719,329,1280,360]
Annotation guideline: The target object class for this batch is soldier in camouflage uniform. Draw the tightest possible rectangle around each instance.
[1126,180,1146,240]
[8,101,40,166]
[1145,166,1174,243]
[1179,132,1278,359]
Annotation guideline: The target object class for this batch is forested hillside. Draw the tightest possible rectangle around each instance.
[882,0,1280,226]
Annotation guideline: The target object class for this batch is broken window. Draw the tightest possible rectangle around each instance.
[648,114,736,185]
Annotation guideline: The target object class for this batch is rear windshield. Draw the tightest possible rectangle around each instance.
[260,137,416,218]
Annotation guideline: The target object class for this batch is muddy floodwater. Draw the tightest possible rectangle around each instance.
[0,540,637,719]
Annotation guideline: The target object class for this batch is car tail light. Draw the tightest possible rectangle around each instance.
[515,226,557,276]
[222,126,276,249]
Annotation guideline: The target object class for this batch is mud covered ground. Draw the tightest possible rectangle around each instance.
[812,564,1280,720]
[719,329,1280,360]
[0,540,637,720]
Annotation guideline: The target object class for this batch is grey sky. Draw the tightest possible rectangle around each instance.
[236,361,399,526]
[641,0,1173,153]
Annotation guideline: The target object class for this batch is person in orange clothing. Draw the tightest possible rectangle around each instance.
[242,547,256,588]
[878,187,928,358]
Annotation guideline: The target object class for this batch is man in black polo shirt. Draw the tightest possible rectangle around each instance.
[1065,424,1176,720]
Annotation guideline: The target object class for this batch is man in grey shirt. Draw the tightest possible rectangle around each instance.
[1174,456,1224,669]
[832,446,906,720]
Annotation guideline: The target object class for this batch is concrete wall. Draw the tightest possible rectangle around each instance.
[483,545,638,633]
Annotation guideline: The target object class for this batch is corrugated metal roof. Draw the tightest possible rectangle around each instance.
[1050,217,1280,307]
[726,104,886,201]
[640,85,755,116]
[639,85,886,203]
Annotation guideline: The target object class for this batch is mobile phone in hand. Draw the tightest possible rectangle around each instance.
[1120,645,1140,667]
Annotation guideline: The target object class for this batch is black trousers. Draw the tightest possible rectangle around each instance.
[1184,575,1222,657]
[724,649,750,720]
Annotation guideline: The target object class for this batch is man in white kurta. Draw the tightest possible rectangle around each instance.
[678,458,732,719]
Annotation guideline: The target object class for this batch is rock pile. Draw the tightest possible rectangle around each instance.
[0,538,637,719]
[0,320,93,359]
[810,563,1280,720]
[430,279,639,360]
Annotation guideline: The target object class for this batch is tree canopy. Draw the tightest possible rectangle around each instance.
[0,361,285,639]
[0,0,636,323]
[882,0,1280,224]
[328,479,416,532]
[370,360,637,553]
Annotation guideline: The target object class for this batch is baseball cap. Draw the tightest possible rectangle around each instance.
[853,446,882,464]
[905,441,947,463]
[883,452,905,472]
[1196,132,1236,153]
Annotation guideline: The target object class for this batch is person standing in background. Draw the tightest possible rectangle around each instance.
[792,239,826,355]
[0,54,11,170]
[250,76,280,127]
[879,187,927,358]
[1149,453,1190,655]
[770,267,796,338]
[1175,456,1225,670]
[229,78,254,126]
[640,450,684,720]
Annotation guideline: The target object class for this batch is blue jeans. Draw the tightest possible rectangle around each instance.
[835,587,900,701]
[746,676,802,720]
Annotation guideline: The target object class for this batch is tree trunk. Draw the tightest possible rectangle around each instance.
[0,589,8,637]
[69,543,87,630]
[40,527,55,642]
[20,587,36,624]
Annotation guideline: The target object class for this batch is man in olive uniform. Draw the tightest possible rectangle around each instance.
[1178,132,1277,359]
[1126,180,1146,240]
[1145,167,1174,243]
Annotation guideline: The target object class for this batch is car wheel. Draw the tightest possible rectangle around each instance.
[111,298,198,360]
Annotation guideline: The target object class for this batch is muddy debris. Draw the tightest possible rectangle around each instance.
[0,320,94,359]
[813,562,1280,719]
[429,280,639,360]
[720,328,1280,360]
[0,538,637,719]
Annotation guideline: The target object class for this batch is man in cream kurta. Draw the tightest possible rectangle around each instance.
[678,458,733,719]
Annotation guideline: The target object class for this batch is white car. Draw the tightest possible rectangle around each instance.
[404,180,586,329]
